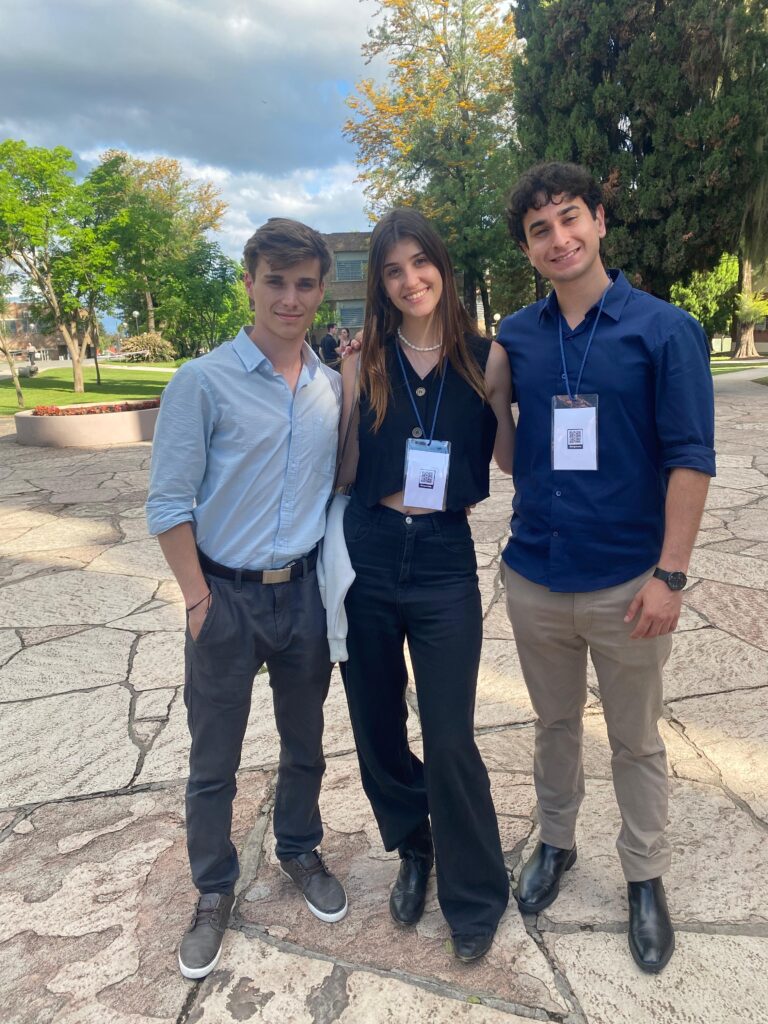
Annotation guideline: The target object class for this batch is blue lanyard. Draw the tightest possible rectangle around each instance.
[395,342,446,445]
[557,284,611,401]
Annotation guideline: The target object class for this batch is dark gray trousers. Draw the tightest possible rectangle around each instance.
[183,569,332,894]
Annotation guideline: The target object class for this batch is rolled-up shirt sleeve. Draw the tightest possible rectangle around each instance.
[146,364,214,536]
[654,314,716,477]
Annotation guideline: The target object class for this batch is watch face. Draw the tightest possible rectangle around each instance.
[667,571,687,591]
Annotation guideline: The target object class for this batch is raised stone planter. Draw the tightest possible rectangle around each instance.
[15,401,159,448]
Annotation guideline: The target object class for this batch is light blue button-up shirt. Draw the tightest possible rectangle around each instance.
[146,328,341,570]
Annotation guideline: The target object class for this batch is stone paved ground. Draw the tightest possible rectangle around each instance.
[1,369,767,1024]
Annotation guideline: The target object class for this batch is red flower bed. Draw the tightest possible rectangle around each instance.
[33,399,161,417]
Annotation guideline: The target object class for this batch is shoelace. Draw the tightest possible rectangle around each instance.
[191,896,222,929]
[299,852,329,878]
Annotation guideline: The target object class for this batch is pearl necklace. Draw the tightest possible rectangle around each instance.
[397,327,442,353]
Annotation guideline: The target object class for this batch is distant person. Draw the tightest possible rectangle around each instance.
[498,161,715,973]
[320,323,339,368]
[147,218,347,982]
[26,341,36,366]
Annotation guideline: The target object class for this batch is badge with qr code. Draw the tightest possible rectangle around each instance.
[552,395,598,470]
[403,439,451,510]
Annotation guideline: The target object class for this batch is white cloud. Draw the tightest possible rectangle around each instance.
[0,0,384,231]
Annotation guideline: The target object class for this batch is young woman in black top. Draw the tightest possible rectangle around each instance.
[338,208,515,961]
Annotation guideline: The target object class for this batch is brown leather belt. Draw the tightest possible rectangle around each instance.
[198,547,318,585]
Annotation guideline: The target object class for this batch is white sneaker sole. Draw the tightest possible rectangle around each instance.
[280,866,348,923]
[178,945,222,980]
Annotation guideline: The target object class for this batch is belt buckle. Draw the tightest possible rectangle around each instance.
[262,564,294,584]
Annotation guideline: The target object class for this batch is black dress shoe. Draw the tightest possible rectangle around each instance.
[389,850,433,926]
[453,930,495,962]
[516,840,577,914]
[627,877,675,973]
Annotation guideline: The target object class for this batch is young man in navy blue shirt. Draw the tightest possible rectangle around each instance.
[497,162,715,973]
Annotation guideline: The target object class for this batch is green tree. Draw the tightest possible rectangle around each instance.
[160,241,251,356]
[670,254,739,346]
[312,296,337,332]
[345,0,522,324]
[0,140,119,393]
[0,280,25,408]
[101,152,226,334]
[513,0,768,298]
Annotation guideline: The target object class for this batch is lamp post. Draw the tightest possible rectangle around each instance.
[132,310,140,336]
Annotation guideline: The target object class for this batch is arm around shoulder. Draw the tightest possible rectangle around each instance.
[485,341,515,475]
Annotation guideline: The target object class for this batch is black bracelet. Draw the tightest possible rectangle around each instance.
[186,591,211,613]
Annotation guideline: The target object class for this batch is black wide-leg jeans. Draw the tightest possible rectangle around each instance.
[342,497,509,935]
[184,568,332,894]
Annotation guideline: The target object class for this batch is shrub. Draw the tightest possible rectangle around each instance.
[120,331,176,361]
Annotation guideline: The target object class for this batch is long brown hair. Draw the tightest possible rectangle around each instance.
[360,208,486,430]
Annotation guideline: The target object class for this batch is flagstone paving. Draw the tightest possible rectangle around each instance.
[1,368,767,1023]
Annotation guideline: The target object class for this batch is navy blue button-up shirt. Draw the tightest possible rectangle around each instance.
[497,270,716,593]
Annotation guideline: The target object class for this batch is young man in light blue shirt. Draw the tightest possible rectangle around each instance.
[147,218,345,980]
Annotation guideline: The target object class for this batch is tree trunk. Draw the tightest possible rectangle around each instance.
[534,267,548,301]
[463,268,477,321]
[734,256,760,359]
[61,322,85,393]
[0,342,24,407]
[479,278,492,337]
[145,286,156,333]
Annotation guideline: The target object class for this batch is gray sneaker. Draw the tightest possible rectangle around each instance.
[280,850,348,923]
[178,891,235,980]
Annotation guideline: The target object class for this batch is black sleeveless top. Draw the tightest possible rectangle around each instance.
[354,334,497,511]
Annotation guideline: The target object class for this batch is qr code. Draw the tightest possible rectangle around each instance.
[418,469,435,489]
[567,428,583,449]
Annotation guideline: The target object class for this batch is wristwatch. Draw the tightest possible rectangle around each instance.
[653,567,687,591]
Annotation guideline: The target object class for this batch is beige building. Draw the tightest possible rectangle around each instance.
[321,231,371,332]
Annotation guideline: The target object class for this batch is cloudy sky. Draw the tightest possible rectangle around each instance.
[0,0,383,256]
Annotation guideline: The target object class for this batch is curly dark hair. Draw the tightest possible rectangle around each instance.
[506,162,605,244]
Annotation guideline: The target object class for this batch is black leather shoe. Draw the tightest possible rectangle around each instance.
[389,850,433,925]
[453,930,495,962]
[627,877,675,973]
[516,840,577,914]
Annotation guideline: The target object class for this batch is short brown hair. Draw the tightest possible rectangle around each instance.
[243,218,332,280]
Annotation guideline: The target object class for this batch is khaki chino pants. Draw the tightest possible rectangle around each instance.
[504,565,673,881]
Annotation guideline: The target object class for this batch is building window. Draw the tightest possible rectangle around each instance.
[335,252,368,282]
[337,302,365,329]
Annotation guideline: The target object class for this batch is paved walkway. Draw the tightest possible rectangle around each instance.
[0,370,766,1024]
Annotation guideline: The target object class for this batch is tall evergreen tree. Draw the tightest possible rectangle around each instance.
[514,0,768,298]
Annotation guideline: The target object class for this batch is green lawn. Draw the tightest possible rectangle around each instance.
[0,367,171,417]
[101,360,183,369]
[710,364,765,376]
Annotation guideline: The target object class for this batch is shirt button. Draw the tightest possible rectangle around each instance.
[412,427,423,438]
[553,530,559,537]
[555,490,562,497]
[405,516,413,525]
[415,386,426,397]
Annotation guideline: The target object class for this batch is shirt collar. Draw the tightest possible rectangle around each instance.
[538,269,631,324]
[231,328,320,381]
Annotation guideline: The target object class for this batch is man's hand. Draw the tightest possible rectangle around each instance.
[624,577,682,639]
[187,592,211,641]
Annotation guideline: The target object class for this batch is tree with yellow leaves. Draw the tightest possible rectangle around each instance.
[345,0,527,324]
